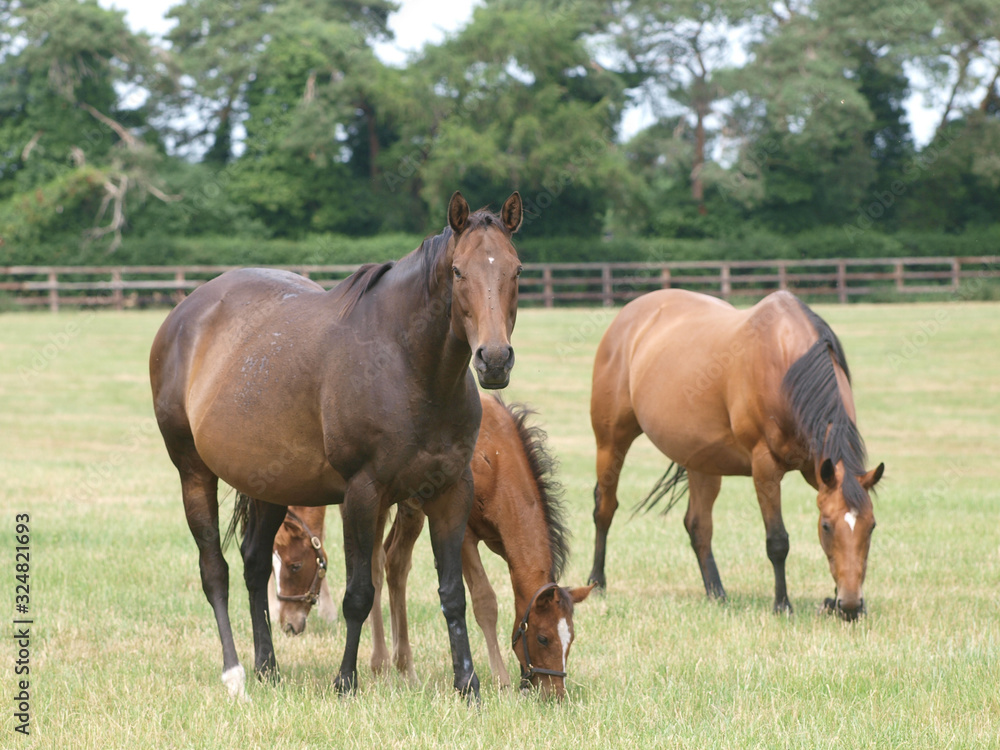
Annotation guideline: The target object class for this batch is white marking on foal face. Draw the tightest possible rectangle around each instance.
[844,511,857,533]
[488,256,495,264]
[557,617,571,671]
[272,551,283,595]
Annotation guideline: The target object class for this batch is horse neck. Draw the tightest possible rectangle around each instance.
[359,236,472,397]
[489,482,557,614]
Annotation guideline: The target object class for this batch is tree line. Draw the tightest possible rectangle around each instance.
[1,0,998,266]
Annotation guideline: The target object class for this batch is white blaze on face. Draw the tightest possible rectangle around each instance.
[272,551,283,595]
[488,256,495,264]
[557,617,571,672]
[844,511,857,533]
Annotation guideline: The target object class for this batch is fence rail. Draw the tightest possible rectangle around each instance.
[1,256,997,311]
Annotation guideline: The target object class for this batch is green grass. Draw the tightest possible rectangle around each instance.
[1,301,998,749]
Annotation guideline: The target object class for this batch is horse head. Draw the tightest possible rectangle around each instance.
[446,191,523,389]
[271,509,328,635]
[512,582,594,699]
[816,458,883,621]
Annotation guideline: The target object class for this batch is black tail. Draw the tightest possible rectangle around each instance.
[222,491,254,553]
[633,463,689,517]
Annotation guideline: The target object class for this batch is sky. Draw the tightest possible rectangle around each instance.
[98,0,937,147]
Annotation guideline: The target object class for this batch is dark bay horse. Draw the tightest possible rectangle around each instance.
[588,290,883,619]
[150,191,523,700]
[270,394,593,698]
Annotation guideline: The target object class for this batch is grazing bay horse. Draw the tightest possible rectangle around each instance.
[150,191,523,700]
[271,394,593,699]
[588,290,883,619]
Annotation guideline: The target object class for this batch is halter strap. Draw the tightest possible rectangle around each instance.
[511,582,567,688]
[274,509,328,605]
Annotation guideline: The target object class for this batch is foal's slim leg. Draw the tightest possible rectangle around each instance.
[241,499,288,681]
[684,470,726,600]
[384,503,425,683]
[368,504,391,676]
[751,449,792,614]
[462,536,511,688]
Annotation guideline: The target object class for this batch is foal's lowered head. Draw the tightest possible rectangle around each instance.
[512,582,595,700]
[445,191,523,389]
[815,458,883,621]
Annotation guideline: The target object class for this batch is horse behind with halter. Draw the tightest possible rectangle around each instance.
[270,394,593,699]
[588,289,883,619]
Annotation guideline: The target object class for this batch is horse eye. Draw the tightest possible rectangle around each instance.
[452,266,462,279]
[289,563,303,573]
[537,635,549,647]
[870,521,877,533]
[515,265,523,277]
[821,520,832,535]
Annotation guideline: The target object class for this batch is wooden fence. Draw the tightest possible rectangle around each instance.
[1,256,997,312]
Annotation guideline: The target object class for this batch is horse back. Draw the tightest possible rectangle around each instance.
[601,290,820,473]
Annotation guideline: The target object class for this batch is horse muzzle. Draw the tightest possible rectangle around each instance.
[823,595,866,621]
[474,344,514,389]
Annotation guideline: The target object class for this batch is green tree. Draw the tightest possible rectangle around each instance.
[0,0,171,255]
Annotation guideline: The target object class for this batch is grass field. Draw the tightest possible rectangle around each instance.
[2,300,998,749]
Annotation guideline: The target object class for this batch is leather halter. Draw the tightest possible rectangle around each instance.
[511,582,567,689]
[274,509,328,606]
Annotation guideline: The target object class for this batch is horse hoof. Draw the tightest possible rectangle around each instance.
[222,665,250,702]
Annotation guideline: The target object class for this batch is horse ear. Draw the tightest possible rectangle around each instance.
[820,458,836,488]
[448,191,469,235]
[501,191,523,233]
[569,583,596,604]
[862,462,885,490]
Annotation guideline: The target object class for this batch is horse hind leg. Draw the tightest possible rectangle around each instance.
[588,415,642,590]
[239,498,289,682]
[684,470,726,601]
[178,464,247,700]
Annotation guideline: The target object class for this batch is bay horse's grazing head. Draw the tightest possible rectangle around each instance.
[784,299,884,621]
[271,509,328,635]
[446,191,523,389]
[511,583,593,699]
[816,458,883,621]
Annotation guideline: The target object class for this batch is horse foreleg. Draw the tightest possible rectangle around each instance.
[752,449,792,614]
[461,535,510,689]
[335,475,381,694]
[180,470,247,700]
[385,502,424,684]
[684,470,726,601]
[241,499,288,682]
[589,421,641,590]
[368,505,391,676]
[424,473,480,700]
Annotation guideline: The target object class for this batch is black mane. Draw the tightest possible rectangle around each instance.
[494,396,571,581]
[783,298,870,511]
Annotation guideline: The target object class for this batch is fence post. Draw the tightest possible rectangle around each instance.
[720,263,731,301]
[660,267,671,289]
[778,262,788,291]
[601,265,613,307]
[951,258,961,292]
[48,270,59,313]
[173,269,186,305]
[111,268,124,311]
[837,261,847,304]
[894,261,904,293]
[542,267,554,309]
